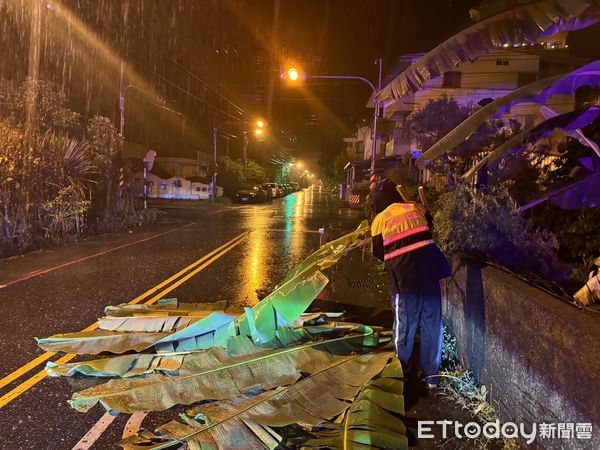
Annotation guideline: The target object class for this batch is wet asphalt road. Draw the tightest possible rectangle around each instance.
[0,186,363,450]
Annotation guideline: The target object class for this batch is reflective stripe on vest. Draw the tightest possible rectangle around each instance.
[384,239,434,261]
[383,225,429,246]
[371,202,434,261]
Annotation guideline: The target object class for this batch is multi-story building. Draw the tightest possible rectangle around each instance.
[348,36,584,163]
[341,38,590,200]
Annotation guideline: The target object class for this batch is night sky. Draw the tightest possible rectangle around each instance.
[2,0,597,172]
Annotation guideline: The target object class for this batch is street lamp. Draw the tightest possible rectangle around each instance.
[211,118,266,200]
[287,67,301,82]
[282,61,383,175]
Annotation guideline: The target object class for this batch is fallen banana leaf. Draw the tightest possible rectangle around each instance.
[46,353,185,378]
[36,330,170,355]
[303,357,407,449]
[234,221,369,346]
[37,222,369,356]
[104,300,229,317]
[68,327,378,413]
[119,351,400,450]
[98,315,198,333]
[378,0,600,101]
[99,300,235,332]
[46,323,351,379]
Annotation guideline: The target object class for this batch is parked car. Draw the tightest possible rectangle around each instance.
[276,184,287,197]
[260,183,274,200]
[290,182,300,191]
[234,185,267,203]
[264,182,279,198]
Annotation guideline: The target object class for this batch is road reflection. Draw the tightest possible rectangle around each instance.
[234,189,315,307]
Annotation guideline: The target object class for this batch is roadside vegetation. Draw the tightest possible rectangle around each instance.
[439,326,520,450]
[217,156,270,196]
[407,97,598,290]
[0,78,154,259]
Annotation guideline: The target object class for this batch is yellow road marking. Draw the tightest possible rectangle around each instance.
[0,231,248,402]
[0,319,101,391]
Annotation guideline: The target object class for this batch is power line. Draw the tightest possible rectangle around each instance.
[152,72,244,122]
[154,50,246,116]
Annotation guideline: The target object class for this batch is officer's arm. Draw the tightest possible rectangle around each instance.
[370,213,385,262]
[372,235,384,261]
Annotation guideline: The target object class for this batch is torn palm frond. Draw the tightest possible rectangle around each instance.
[233,221,369,346]
[119,351,399,450]
[104,299,229,317]
[37,222,369,356]
[98,316,198,333]
[36,330,170,355]
[44,321,359,379]
[303,357,407,449]
[378,0,600,101]
[422,60,600,162]
[99,300,232,333]
[286,220,369,280]
[68,327,380,414]
[46,353,185,378]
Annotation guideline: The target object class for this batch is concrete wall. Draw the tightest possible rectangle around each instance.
[442,260,600,449]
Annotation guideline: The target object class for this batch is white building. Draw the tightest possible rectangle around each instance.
[132,173,223,200]
[349,40,582,163]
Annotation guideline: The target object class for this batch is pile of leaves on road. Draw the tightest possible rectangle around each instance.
[36,221,408,449]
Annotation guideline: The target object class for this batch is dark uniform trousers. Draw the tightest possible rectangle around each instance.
[391,281,442,384]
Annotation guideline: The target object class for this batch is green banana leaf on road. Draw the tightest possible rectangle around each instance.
[39,221,408,449]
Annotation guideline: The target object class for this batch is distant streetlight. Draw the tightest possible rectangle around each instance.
[287,67,300,81]
[282,61,383,175]
[211,118,267,200]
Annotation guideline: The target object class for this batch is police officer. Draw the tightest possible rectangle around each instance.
[369,177,450,387]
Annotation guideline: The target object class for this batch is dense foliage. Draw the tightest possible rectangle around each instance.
[218,156,269,196]
[404,95,521,180]
[0,79,147,258]
[433,184,567,282]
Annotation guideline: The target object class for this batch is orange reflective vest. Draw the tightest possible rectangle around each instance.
[371,202,434,261]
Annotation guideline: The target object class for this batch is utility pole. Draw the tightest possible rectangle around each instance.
[25,0,42,135]
[119,60,125,137]
[211,114,218,201]
[242,131,249,165]
[371,58,383,175]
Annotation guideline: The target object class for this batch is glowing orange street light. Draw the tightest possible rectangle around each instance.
[288,67,300,81]
[256,119,265,129]
[254,128,264,137]
[283,61,383,175]
[282,66,306,83]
